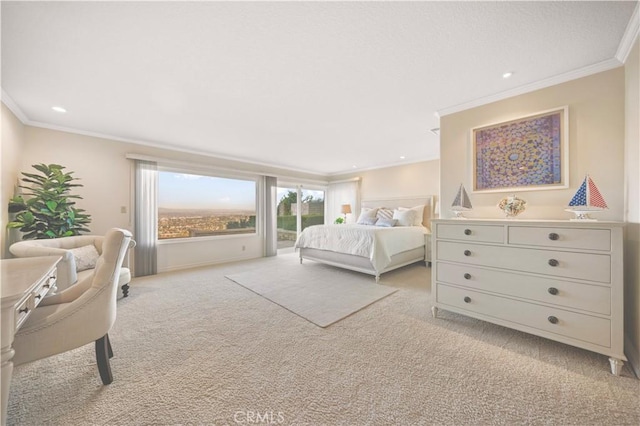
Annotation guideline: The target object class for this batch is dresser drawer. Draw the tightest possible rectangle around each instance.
[15,294,32,329]
[435,262,611,315]
[436,241,611,283]
[434,223,504,243]
[508,226,611,251]
[33,272,56,306]
[436,284,611,347]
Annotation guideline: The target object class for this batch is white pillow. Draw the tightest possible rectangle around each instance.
[69,244,100,272]
[376,218,397,227]
[393,209,417,227]
[356,207,378,224]
[399,205,425,226]
[358,216,378,226]
[376,208,394,221]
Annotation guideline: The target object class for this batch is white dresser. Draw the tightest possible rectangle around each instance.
[431,219,626,375]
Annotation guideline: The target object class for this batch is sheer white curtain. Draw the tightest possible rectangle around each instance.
[263,176,278,257]
[134,160,158,276]
[326,179,360,224]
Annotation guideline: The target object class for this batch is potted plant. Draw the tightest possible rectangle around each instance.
[7,163,92,239]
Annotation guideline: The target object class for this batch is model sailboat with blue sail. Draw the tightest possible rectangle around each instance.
[566,174,608,220]
[451,184,472,218]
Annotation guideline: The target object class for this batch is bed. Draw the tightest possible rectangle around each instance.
[295,196,434,282]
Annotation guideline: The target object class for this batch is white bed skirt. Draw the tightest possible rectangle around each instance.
[298,246,427,282]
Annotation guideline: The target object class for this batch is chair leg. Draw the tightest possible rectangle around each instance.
[95,334,113,385]
[107,334,113,359]
[121,283,130,298]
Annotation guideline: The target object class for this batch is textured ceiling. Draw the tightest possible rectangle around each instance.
[1,1,637,176]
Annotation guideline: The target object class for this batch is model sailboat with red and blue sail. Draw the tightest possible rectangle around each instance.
[566,174,608,220]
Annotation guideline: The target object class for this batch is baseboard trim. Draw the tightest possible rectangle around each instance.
[157,254,260,273]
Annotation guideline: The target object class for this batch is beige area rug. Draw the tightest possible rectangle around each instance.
[7,256,640,426]
[225,254,398,327]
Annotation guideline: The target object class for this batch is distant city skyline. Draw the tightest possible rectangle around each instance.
[159,172,256,210]
[158,172,325,211]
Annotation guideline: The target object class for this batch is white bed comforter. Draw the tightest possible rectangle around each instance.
[294,224,428,271]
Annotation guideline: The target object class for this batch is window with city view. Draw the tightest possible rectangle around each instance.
[158,171,257,240]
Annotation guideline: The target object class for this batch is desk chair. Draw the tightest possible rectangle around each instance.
[12,228,132,385]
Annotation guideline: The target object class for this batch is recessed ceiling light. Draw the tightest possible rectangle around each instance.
[52,106,67,113]
[400,156,406,160]
[502,72,513,79]
[352,165,357,169]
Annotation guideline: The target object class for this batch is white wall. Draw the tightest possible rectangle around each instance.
[332,159,440,201]
[1,103,26,258]
[7,121,325,272]
[4,107,440,272]
[440,68,626,221]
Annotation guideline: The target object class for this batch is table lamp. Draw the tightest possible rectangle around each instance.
[340,204,352,223]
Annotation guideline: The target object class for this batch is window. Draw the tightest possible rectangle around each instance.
[158,170,257,240]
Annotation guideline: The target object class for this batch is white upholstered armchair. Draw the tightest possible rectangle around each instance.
[12,228,133,385]
[9,233,135,297]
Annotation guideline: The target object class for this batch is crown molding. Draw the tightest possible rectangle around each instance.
[616,2,640,64]
[2,96,444,178]
[25,120,329,178]
[1,89,29,123]
[436,58,623,117]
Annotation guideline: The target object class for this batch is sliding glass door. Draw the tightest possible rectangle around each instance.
[276,185,325,252]
[276,186,298,250]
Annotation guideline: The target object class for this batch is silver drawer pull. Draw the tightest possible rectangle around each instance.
[464,229,472,236]
[463,296,471,303]
[19,307,29,314]
[35,295,42,300]
[548,232,559,241]
[464,250,471,256]
[464,273,471,280]
[548,259,559,267]
[547,316,559,324]
[548,287,559,295]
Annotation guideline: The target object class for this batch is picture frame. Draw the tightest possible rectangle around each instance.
[471,106,569,193]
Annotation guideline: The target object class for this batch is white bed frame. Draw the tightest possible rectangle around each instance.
[298,196,435,282]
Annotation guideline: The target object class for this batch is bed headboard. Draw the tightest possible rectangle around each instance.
[360,196,435,229]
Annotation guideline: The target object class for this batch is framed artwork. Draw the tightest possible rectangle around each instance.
[471,106,569,193]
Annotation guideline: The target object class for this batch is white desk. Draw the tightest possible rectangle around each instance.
[1,256,60,426]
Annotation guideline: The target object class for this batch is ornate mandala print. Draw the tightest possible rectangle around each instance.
[474,111,563,191]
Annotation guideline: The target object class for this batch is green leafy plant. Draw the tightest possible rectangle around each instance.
[7,163,92,239]
[334,217,344,224]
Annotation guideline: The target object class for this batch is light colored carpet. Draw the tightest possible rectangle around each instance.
[6,255,640,425]
[225,255,398,327]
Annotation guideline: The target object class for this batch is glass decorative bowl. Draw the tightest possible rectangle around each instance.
[498,195,526,218]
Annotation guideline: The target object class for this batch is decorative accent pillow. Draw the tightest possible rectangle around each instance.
[393,209,417,227]
[399,205,425,226]
[358,216,378,226]
[356,207,378,224]
[376,208,394,221]
[69,244,100,272]
[376,218,397,227]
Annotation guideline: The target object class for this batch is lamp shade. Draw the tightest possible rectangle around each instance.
[340,204,352,214]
